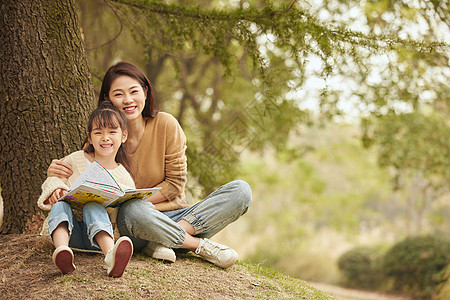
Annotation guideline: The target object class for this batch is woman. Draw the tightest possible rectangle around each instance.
[48,61,252,268]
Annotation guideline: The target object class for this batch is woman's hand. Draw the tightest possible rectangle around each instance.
[146,190,167,204]
[47,158,73,178]
[47,188,67,205]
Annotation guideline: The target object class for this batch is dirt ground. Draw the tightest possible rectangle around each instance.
[0,233,413,300]
[0,233,331,299]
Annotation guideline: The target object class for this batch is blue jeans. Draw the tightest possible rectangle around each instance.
[117,180,252,252]
[48,201,114,250]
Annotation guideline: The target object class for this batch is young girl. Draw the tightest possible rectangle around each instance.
[37,102,134,277]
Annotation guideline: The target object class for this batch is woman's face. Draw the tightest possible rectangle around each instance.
[108,75,147,121]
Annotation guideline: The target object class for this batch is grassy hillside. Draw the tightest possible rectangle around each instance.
[0,234,334,299]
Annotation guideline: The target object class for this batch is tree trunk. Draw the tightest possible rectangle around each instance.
[0,0,94,233]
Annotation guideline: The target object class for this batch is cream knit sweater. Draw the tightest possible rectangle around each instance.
[37,150,135,240]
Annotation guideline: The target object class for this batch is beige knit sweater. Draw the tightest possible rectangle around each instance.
[37,150,135,240]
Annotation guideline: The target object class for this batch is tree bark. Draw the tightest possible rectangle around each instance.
[0,0,94,233]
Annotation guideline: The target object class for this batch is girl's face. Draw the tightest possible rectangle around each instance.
[108,75,147,121]
[88,120,128,160]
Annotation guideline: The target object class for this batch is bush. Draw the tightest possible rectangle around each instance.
[435,265,450,300]
[383,234,450,299]
[337,245,385,290]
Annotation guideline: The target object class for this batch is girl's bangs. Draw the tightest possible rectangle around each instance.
[93,110,121,129]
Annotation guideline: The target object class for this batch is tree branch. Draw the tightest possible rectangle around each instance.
[84,0,124,51]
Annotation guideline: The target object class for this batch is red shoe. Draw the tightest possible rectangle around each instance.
[53,246,76,274]
[105,236,133,277]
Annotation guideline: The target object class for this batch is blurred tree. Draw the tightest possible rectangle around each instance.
[354,1,450,235]
[300,0,450,235]
[363,112,450,235]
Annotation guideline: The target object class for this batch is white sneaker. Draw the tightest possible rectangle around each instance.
[105,236,133,277]
[53,246,76,274]
[195,238,238,268]
[143,241,176,263]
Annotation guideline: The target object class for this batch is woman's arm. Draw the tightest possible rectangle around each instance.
[146,190,167,204]
[131,113,187,204]
[47,158,73,178]
[156,115,187,201]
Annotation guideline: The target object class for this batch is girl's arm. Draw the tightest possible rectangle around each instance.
[37,177,69,211]
[38,156,73,211]
[47,188,67,205]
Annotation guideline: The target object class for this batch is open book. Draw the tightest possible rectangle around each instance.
[58,161,160,210]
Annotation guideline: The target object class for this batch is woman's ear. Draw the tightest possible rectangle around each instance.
[144,86,148,98]
[122,130,128,143]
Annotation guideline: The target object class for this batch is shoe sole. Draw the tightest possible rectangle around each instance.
[54,249,76,274]
[108,239,133,277]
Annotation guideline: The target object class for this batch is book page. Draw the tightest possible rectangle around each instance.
[106,187,162,207]
[69,161,119,191]
[84,181,123,195]
[123,187,161,195]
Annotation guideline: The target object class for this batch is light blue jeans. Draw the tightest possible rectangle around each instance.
[48,201,114,251]
[116,180,252,252]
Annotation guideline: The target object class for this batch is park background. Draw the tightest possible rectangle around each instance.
[1,0,449,299]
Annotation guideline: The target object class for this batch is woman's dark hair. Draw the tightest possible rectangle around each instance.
[98,61,159,118]
[84,102,130,170]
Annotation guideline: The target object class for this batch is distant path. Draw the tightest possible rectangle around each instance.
[306,282,412,300]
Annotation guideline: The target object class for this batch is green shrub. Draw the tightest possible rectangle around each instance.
[383,234,450,299]
[435,265,450,300]
[337,245,385,290]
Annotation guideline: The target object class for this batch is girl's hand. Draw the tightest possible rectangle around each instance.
[47,188,67,205]
[47,158,72,178]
